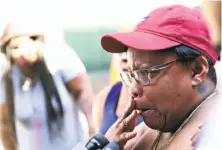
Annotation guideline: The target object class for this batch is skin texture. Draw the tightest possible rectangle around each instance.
[126,49,206,132]
[105,48,216,150]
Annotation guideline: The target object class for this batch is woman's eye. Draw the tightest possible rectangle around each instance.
[149,70,161,78]
[141,70,148,75]
[29,36,39,41]
[10,45,19,50]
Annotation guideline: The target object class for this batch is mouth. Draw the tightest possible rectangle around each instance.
[19,57,31,64]
[137,108,156,118]
[140,108,152,112]
[136,108,152,114]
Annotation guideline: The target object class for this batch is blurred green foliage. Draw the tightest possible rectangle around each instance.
[64,26,117,72]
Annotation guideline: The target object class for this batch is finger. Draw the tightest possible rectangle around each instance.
[197,123,203,129]
[119,132,137,141]
[116,99,135,124]
[191,123,203,147]
[191,132,199,147]
[121,110,140,131]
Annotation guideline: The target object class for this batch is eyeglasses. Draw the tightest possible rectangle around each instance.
[120,59,179,87]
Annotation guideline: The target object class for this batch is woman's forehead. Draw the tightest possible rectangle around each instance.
[127,49,159,62]
[127,50,156,69]
[9,36,32,44]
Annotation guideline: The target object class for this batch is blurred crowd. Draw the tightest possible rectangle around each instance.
[0,0,221,150]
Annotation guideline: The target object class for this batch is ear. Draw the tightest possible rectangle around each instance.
[191,56,209,87]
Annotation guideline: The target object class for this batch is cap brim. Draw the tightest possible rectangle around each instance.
[101,31,181,53]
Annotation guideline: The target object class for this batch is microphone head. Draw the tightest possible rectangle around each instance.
[86,134,109,150]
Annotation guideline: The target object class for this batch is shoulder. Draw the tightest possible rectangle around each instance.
[95,85,113,110]
[43,43,85,74]
[0,54,8,104]
[93,85,113,131]
[43,43,86,82]
[95,82,122,106]
[0,53,8,77]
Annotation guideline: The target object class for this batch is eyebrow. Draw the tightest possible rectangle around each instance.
[131,61,154,70]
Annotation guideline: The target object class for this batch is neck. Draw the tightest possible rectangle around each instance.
[195,79,216,108]
[20,65,36,80]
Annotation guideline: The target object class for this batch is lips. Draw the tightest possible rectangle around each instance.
[19,55,38,65]
[19,57,31,64]
[141,109,151,112]
[140,109,156,118]
[133,98,156,117]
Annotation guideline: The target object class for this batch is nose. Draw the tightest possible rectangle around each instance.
[18,39,36,53]
[20,46,36,55]
[130,80,143,99]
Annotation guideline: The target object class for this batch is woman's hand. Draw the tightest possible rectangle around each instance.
[105,99,140,149]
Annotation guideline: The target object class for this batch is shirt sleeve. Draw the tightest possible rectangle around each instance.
[0,77,6,104]
[44,43,86,83]
[0,54,7,104]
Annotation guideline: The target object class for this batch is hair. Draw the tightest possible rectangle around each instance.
[168,45,217,86]
[1,35,64,143]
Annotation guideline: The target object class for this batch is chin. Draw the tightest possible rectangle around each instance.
[143,117,165,131]
[144,121,181,133]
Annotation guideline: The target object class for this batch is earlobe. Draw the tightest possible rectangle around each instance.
[191,56,209,87]
[191,77,202,87]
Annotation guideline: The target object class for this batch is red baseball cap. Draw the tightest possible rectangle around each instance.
[101,5,220,65]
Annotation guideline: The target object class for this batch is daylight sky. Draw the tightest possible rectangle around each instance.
[0,0,202,41]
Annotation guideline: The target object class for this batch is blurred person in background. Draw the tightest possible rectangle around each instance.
[109,26,135,85]
[93,52,143,135]
[192,1,222,149]
[201,0,221,51]
[0,22,95,150]
[109,54,122,84]
[0,53,17,150]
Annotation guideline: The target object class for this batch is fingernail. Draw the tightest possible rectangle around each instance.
[136,110,142,114]
[189,135,193,140]
[197,123,203,129]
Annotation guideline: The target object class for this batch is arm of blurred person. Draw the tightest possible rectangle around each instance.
[93,86,112,132]
[0,54,17,150]
[201,0,221,48]
[66,73,95,136]
[62,45,95,136]
[45,43,95,136]
[0,103,17,150]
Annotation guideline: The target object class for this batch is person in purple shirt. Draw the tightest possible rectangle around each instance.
[93,52,143,135]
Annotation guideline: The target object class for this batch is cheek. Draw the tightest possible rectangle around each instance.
[143,74,190,112]
[10,50,21,62]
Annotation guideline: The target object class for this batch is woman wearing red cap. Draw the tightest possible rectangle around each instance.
[93,52,143,135]
[86,5,221,150]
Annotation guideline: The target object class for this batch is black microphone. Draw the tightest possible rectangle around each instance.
[85,134,110,150]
